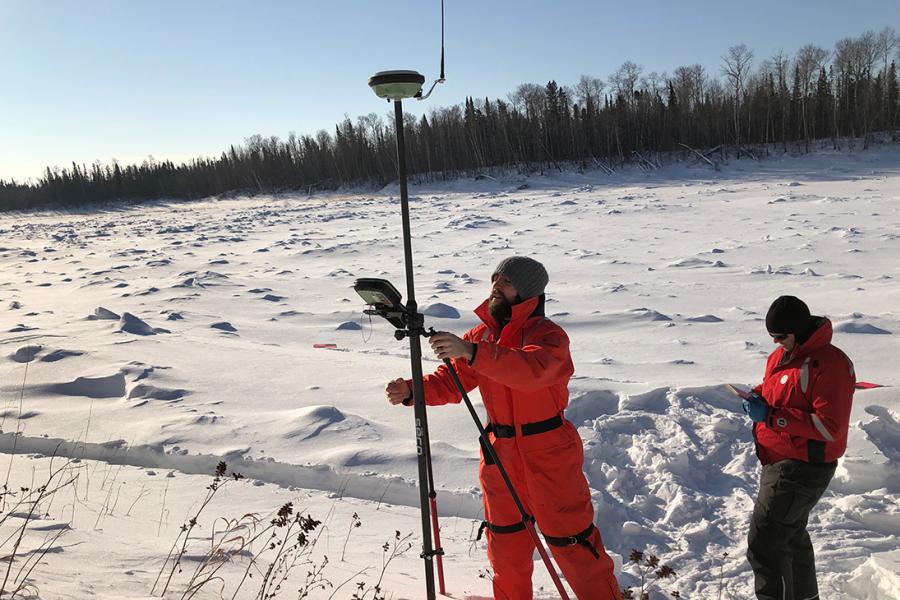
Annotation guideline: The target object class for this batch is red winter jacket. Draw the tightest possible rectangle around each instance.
[752,318,855,464]
[413,295,574,427]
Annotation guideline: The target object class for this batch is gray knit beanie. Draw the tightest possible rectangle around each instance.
[492,256,549,300]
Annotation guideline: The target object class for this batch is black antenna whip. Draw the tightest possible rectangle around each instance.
[418,0,445,100]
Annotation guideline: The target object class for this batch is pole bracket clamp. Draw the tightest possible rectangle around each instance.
[420,547,445,560]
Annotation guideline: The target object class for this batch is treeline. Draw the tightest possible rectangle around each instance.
[2,27,899,211]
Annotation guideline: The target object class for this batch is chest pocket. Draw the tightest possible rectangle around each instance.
[768,357,811,409]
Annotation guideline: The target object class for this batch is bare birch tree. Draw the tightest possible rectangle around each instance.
[722,44,755,149]
[574,75,604,110]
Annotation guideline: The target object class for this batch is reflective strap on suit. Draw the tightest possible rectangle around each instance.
[810,414,834,441]
[799,357,811,394]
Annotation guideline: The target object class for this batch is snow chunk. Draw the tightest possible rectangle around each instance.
[620,387,670,414]
[128,384,188,402]
[421,303,461,319]
[174,270,230,288]
[627,308,672,322]
[667,257,714,268]
[446,214,507,229]
[48,373,126,399]
[93,307,121,320]
[833,321,891,334]
[119,313,170,335]
[10,345,42,363]
[566,390,619,425]
[685,314,723,323]
[844,551,900,599]
[41,349,84,362]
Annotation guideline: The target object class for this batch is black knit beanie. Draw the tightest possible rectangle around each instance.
[492,256,549,300]
[766,296,812,335]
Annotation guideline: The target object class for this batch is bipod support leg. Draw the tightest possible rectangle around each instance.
[440,358,571,600]
[429,492,446,595]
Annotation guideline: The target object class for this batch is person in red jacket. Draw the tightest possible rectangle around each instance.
[386,256,620,600]
[743,295,855,600]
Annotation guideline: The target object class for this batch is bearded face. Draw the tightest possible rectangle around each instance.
[488,293,513,324]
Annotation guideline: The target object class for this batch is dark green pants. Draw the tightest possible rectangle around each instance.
[747,459,836,600]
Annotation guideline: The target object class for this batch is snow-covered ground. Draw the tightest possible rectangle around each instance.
[1,147,899,599]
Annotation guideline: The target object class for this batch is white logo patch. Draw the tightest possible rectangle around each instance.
[780,375,789,384]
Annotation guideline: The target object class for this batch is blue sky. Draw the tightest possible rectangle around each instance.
[1,0,897,182]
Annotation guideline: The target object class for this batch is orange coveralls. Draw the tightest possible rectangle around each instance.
[416,296,620,599]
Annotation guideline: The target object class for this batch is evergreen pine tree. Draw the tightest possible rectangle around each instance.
[888,61,899,129]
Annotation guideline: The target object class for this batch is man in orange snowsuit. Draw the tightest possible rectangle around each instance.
[386,256,621,600]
